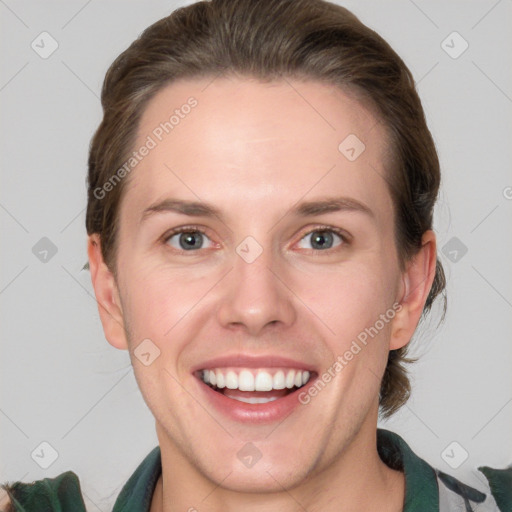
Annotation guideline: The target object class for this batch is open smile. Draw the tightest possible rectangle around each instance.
[193,365,318,423]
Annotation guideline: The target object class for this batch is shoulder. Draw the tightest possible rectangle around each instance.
[0,471,87,512]
[0,445,161,512]
[434,466,509,512]
[377,429,512,512]
[477,465,512,512]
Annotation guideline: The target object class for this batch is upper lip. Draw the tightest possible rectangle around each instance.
[191,354,318,373]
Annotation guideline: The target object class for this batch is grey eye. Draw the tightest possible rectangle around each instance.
[297,230,342,250]
[167,231,213,251]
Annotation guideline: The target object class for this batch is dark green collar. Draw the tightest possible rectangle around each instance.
[111,444,161,512]
[377,429,439,511]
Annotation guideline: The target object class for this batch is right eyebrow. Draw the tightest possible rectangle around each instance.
[139,198,224,225]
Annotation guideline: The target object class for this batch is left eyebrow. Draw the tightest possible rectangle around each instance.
[292,197,375,219]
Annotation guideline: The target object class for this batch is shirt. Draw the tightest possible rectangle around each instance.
[2,429,511,511]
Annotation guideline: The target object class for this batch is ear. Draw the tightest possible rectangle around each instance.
[390,230,437,350]
[87,234,129,350]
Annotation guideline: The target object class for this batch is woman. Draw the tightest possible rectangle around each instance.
[2,0,510,510]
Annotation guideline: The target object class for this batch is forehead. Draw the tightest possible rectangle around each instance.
[121,76,392,224]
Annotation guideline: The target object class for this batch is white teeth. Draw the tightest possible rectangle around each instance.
[273,370,286,390]
[238,370,255,391]
[226,371,238,389]
[227,395,279,404]
[201,368,312,391]
[285,370,296,389]
[254,371,273,391]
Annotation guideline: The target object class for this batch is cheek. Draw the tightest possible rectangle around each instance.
[119,253,223,354]
[297,264,397,404]
[120,268,210,398]
[293,260,397,339]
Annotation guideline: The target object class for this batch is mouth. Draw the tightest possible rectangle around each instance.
[194,367,315,404]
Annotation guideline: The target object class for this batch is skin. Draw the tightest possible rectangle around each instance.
[88,76,437,512]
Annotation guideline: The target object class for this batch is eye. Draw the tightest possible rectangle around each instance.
[296,228,346,251]
[164,228,214,251]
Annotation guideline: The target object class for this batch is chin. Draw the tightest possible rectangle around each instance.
[205,460,312,494]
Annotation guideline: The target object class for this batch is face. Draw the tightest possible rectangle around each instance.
[89,76,433,492]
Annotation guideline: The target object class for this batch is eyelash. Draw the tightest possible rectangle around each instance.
[161,224,351,254]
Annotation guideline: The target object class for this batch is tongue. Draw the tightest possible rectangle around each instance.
[222,388,290,400]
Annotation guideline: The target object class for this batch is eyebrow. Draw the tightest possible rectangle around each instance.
[139,196,374,224]
[294,197,374,218]
[140,199,223,224]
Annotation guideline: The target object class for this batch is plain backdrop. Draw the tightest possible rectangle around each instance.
[1,0,511,510]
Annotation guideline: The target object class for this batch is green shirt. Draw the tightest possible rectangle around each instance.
[2,429,511,511]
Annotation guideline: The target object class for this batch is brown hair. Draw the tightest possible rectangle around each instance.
[85,0,446,418]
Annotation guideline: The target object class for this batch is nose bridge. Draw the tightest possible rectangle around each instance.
[216,233,296,333]
[235,235,275,291]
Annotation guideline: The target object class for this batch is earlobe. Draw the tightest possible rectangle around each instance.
[390,231,437,350]
[87,234,129,350]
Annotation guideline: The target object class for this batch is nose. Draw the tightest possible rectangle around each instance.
[216,239,296,336]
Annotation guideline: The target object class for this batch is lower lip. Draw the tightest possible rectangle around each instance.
[195,376,317,424]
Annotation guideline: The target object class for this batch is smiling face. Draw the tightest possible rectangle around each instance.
[88,76,434,494]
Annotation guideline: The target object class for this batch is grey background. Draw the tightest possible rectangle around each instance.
[1,0,511,510]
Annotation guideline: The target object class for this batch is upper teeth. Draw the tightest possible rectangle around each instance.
[201,368,311,391]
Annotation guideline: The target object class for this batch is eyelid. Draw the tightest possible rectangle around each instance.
[303,225,351,241]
